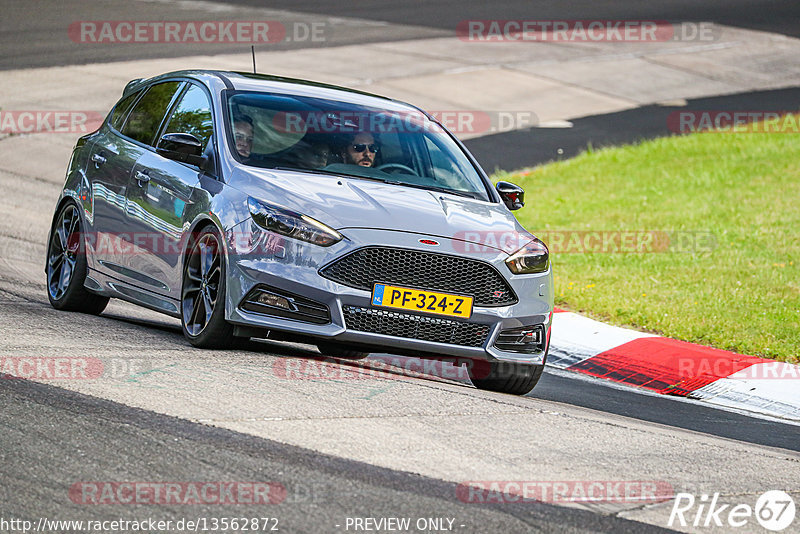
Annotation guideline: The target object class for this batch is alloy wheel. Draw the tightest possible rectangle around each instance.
[47,204,81,301]
[182,233,222,336]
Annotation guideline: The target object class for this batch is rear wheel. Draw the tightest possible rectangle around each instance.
[46,202,109,315]
[316,342,369,360]
[468,361,544,395]
[181,225,234,348]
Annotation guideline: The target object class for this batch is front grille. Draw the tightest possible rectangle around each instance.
[320,247,517,307]
[343,306,490,347]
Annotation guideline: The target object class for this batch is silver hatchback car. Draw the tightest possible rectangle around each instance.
[46,70,553,395]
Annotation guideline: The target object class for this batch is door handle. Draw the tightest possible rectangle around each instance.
[135,170,150,185]
[91,153,106,166]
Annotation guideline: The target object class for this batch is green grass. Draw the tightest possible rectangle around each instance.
[494,121,800,363]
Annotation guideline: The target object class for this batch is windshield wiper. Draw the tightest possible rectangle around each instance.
[271,166,401,185]
[271,166,357,180]
[394,182,481,199]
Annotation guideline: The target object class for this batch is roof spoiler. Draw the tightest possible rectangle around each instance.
[123,78,143,96]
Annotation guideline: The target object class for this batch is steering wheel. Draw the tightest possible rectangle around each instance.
[376,163,418,176]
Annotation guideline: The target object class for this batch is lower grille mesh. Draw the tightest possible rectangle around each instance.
[343,305,489,347]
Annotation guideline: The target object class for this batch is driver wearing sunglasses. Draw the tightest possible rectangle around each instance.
[341,132,380,167]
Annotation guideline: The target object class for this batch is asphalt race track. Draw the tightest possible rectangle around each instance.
[465,86,800,171]
[0,378,673,534]
[3,0,799,69]
[1,1,799,533]
[223,0,800,39]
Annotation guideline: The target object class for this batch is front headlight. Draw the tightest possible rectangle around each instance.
[247,197,343,247]
[505,238,549,274]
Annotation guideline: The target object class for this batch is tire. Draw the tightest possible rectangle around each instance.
[316,342,369,360]
[46,201,109,315]
[181,225,234,348]
[468,361,545,395]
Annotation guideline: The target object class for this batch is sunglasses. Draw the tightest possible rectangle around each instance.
[351,143,379,153]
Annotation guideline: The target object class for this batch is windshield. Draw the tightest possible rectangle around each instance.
[226,91,491,201]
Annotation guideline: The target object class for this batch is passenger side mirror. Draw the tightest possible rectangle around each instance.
[156,132,206,167]
[495,181,525,210]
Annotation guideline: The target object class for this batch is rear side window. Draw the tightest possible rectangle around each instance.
[109,91,140,131]
[162,84,213,148]
[120,81,182,146]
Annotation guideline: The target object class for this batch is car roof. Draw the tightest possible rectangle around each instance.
[127,69,427,115]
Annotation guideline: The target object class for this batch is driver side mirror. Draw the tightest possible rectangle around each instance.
[156,132,207,167]
[496,181,525,210]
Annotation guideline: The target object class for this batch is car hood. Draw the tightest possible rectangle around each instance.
[234,167,534,254]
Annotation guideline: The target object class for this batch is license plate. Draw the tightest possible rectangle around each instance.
[371,283,473,319]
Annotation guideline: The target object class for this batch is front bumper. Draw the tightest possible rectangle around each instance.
[224,224,553,364]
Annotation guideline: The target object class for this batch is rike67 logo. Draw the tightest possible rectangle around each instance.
[669,490,796,531]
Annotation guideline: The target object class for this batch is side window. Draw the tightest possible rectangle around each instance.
[120,81,182,146]
[109,91,140,131]
[162,84,213,148]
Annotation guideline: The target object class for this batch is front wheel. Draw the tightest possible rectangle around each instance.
[46,202,109,315]
[468,361,545,395]
[181,225,234,348]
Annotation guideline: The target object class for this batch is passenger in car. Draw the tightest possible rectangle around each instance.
[292,137,330,169]
[340,131,379,167]
[232,114,254,159]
